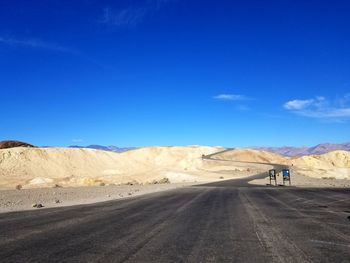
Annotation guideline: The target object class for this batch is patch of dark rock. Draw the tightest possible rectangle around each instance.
[32,203,44,208]
[0,140,35,149]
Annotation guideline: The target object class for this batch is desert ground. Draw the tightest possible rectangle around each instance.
[1,171,350,262]
[1,145,350,262]
[0,145,349,213]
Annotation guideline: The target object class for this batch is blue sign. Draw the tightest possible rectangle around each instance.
[282,169,291,185]
[282,169,290,178]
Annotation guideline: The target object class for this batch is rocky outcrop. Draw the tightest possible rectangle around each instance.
[0,140,35,149]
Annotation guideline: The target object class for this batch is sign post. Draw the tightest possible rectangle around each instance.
[269,169,277,186]
[282,169,291,186]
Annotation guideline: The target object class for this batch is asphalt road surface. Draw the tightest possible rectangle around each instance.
[1,172,350,263]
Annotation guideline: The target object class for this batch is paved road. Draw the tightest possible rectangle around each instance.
[0,173,350,262]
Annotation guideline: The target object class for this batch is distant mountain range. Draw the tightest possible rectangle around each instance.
[255,142,350,157]
[1,140,349,157]
[69,142,350,156]
[69,145,136,153]
[69,143,350,156]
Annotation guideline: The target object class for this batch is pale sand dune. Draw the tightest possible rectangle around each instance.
[215,148,350,180]
[1,146,349,190]
[205,148,350,185]
[211,148,288,164]
[289,150,350,179]
[0,146,225,189]
[248,150,350,187]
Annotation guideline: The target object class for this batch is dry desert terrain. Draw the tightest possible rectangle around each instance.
[1,146,349,212]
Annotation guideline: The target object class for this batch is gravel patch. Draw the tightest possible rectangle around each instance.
[0,183,192,213]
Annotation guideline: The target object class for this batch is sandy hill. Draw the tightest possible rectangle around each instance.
[1,146,349,189]
[0,146,222,189]
[292,150,350,169]
[206,148,350,180]
[210,148,288,164]
[290,150,350,179]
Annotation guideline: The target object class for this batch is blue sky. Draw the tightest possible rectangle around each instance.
[0,0,349,147]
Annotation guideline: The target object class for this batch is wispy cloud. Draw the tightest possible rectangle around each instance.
[0,37,76,53]
[100,0,174,27]
[213,94,251,101]
[284,99,315,110]
[100,7,147,27]
[284,95,350,121]
[336,93,350,107]
[72,138,83,143]
[0,36,113,69]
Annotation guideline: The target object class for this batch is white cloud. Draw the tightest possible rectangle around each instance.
[213,94,250,101]
[72,139,83,143]
[284,95,350,121]
[283,99,314,110]
[298,108,350,119]
[0,37,75,53]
